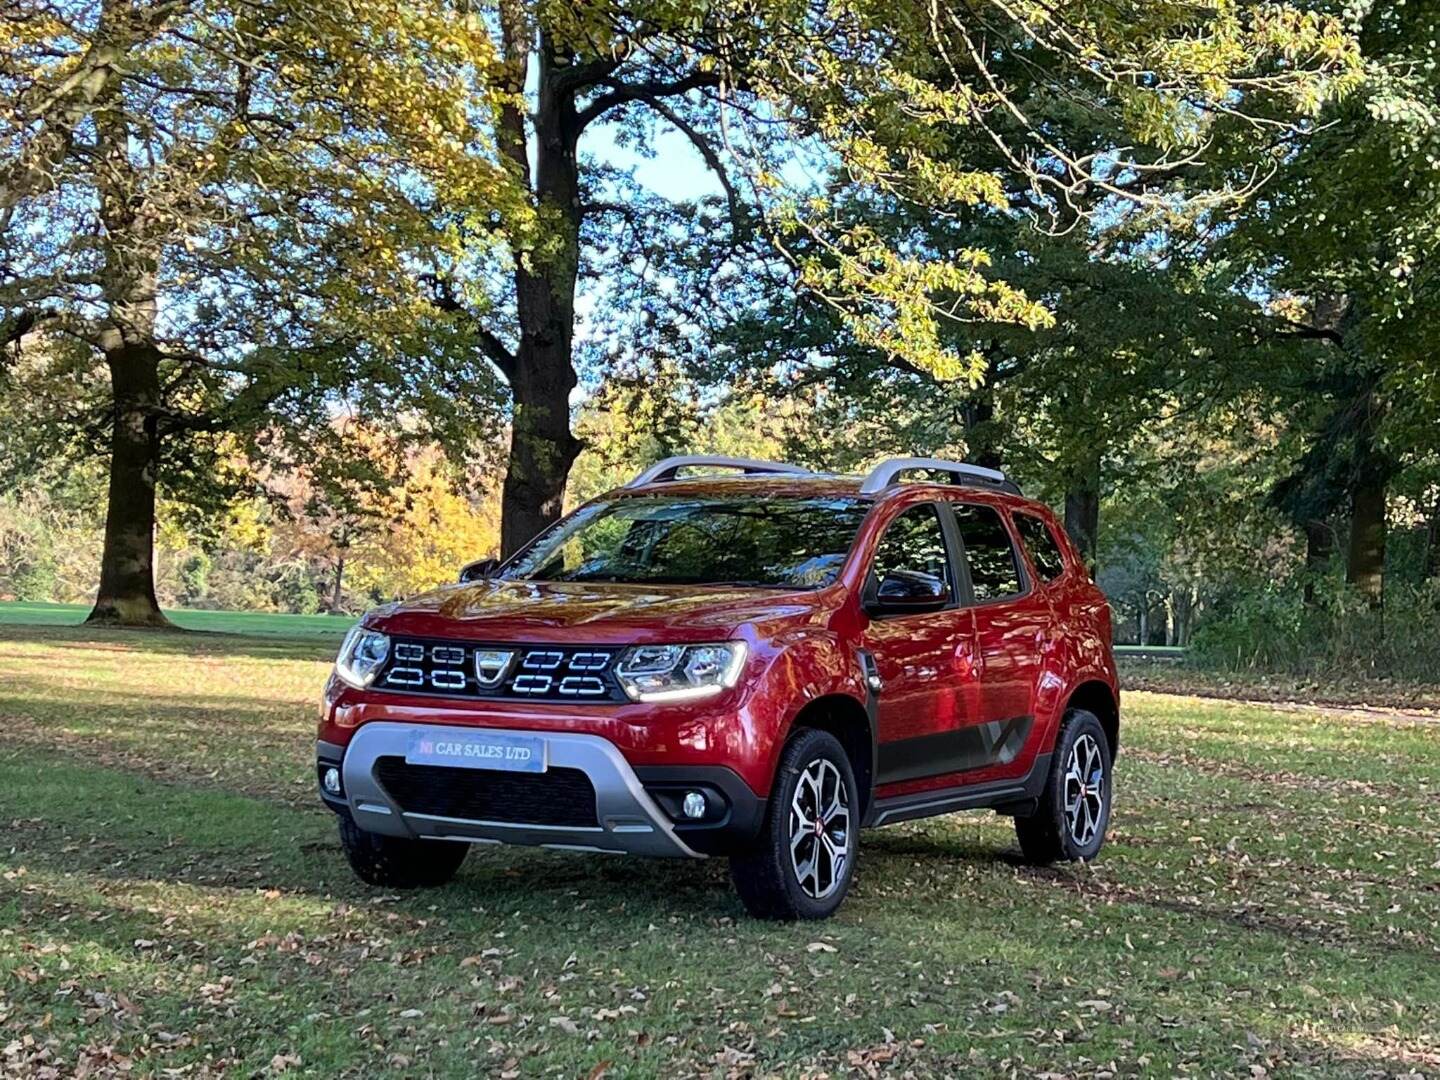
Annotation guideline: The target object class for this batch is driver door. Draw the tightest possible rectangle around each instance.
[859,503,972,785]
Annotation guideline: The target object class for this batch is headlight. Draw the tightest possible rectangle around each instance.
[335,627,390,688]
[615,642,747,703]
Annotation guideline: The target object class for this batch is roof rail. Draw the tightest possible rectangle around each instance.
[859,457,1020,496]
[625,455,811,489]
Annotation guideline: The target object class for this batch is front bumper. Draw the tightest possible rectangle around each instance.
[319,722,734,858]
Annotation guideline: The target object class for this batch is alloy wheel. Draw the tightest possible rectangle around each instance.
[788,757,851,899]
[1063,733,1106,847]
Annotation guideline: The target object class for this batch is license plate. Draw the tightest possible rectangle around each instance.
[404,730,546,773]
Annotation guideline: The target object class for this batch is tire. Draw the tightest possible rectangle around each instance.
[337,811,469,889]
[1015,708,1113,865]
[730,728,859,920]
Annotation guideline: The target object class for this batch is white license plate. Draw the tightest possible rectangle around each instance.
[404,731,546,773]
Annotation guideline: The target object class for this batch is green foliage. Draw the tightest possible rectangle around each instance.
[1223,1,1440,453]
[0,0,511,619]
[0,482,103,605]
[569,361,792,503]
[1191,579,1440,681]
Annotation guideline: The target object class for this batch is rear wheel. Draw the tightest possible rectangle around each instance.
[1015,709,1112,865]
[730,728,858,920]
[337,812,469,889]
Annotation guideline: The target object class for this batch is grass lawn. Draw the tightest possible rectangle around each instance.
[1,619,1437,1077]
[0,600,353,636]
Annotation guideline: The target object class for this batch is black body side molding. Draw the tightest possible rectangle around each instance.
[874,714,1033,786]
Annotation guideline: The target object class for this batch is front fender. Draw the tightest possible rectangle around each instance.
[747,628,871,793]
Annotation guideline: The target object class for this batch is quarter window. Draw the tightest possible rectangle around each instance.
[1014,513,1067,581]
[870,504,953,595]
[951,503,1023,601]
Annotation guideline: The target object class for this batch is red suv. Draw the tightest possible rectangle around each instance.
[317,457,1119,919]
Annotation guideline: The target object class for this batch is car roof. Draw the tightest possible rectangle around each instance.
[610,472,1042,511]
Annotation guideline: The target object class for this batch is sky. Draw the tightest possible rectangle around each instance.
[565,122,727,404]
[591,125,725,204]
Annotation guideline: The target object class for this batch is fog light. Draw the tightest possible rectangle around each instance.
[681,791,706,820]
[322,766,342,795]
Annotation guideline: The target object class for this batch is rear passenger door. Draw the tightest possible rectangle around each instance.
[949,502,1048,773]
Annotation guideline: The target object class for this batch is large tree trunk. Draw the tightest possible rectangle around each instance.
[1063,452,1101,574]
[85,33,169,627]
[961,393,1003,471]
[1345,482,1386,606]
[87,343,168,626]
[500,352,582,555]
[495,30,585,558]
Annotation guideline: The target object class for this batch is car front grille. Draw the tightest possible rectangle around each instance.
[373,757,599,828]
[379,638,625,702]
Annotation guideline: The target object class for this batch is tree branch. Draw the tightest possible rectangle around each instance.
[551,56,624,96]
[494,0,533,189]
[1265,315,1345,347]
[420,273,519,380]
[638,96,748,243]
[575,71,722,130]
[0,309,43,350]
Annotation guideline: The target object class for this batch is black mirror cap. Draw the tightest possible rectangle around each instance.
[458,557,500,583]
[866,570,950,616]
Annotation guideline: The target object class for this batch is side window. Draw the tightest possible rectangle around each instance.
[870,504,953,595]
[951,503,1023,601]
[1014,512,1067,581]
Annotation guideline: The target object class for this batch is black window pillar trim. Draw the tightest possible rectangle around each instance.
[937,501,977,607]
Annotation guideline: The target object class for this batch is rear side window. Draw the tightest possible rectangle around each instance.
[1014,513,1067,581]
[951,503,1023,601]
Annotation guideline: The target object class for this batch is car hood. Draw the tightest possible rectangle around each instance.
[367,578,838,644]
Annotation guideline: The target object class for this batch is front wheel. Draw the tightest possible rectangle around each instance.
[337,812,469,889]
[1015,709,1113,865]
[729,728,859,920]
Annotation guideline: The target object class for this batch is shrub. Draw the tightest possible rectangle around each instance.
[1190,580,1440,681]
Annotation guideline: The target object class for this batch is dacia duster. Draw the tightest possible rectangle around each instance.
[317,456,1119,919]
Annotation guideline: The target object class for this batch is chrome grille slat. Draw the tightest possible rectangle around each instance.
[379,638,622,702]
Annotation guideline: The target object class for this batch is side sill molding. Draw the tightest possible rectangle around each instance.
[866,752,1051,828]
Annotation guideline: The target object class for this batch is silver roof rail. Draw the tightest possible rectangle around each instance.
[859,457,1019,495]
[625,455,812,489]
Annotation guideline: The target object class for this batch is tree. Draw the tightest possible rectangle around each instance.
[272,436,502,607]
[1221,1,1440,607]
[430,0,1359,558]
[568,357,795,503]
[0,0,504,624]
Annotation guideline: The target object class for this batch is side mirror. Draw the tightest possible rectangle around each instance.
[458,557,500,584]
[866,569,950,617]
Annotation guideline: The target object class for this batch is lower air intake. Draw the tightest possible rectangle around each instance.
[373,757,599,828]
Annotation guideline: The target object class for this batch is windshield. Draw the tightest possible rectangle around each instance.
[501,495,871,589]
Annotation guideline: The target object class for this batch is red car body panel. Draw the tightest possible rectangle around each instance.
[318,478,1118,813]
